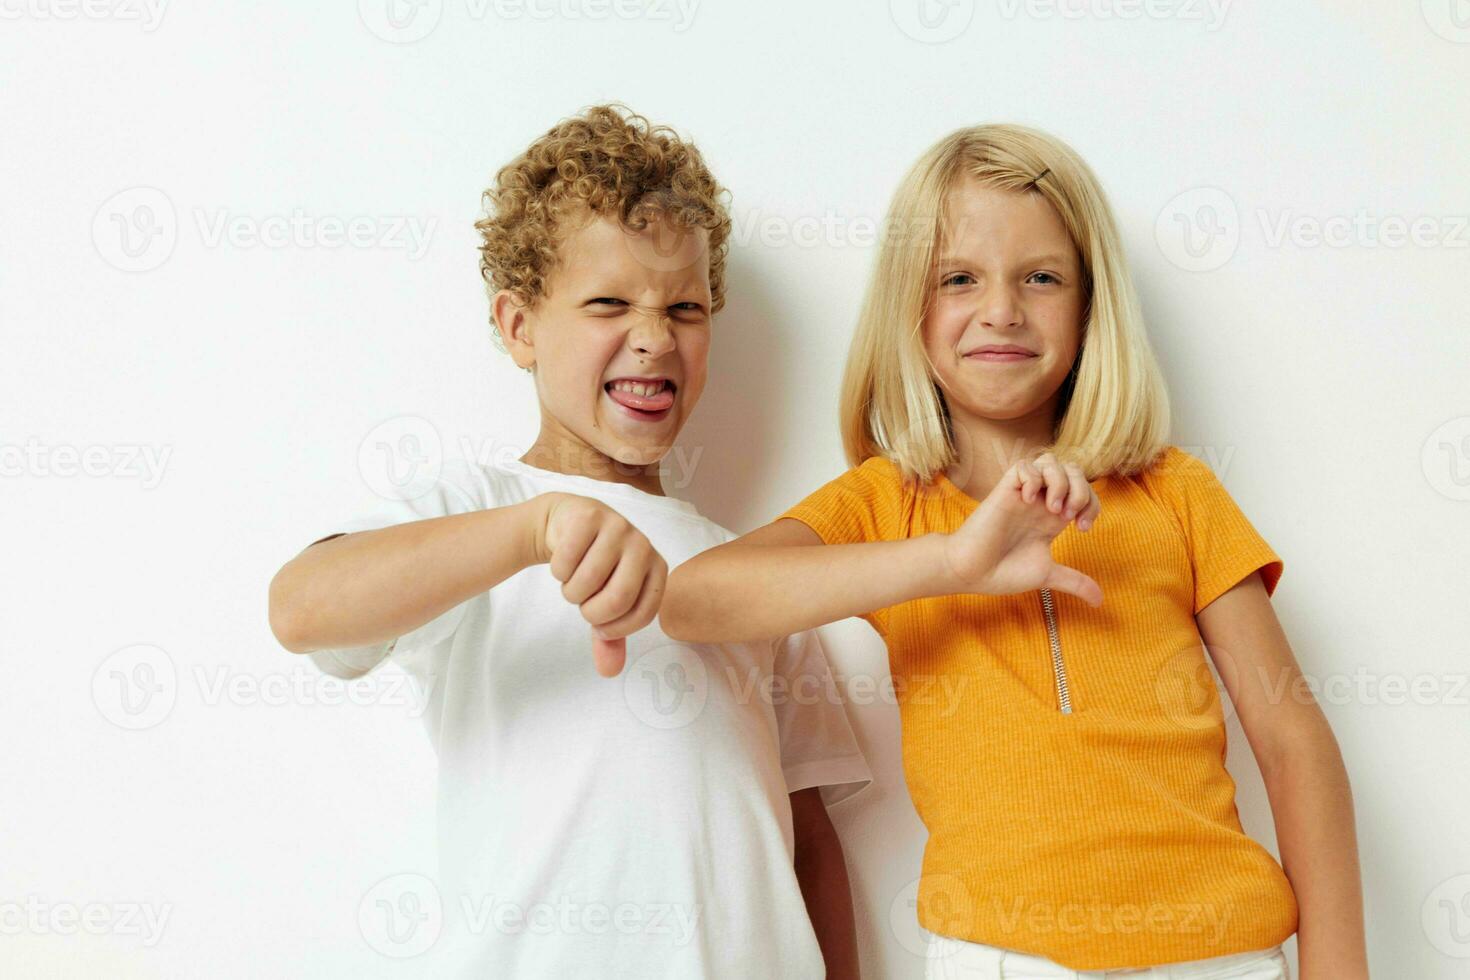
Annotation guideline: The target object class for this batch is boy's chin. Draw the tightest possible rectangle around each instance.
[597,435,678,469]
[591,419,683,468]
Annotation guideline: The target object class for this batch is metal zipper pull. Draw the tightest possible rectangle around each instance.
[1039,587,1073,714]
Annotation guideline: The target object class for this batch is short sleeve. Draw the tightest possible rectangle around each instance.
[775,457,899,637]
[770,626,873,807]
[1145,447,1284,615]
[306,459,488,679]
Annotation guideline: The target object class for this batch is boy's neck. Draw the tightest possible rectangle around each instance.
[520,432,667,497]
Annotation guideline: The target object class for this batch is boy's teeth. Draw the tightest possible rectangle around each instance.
[610,380,667,396]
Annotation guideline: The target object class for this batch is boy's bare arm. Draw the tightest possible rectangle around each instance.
[269,496,549,655]
[791,787,861,980]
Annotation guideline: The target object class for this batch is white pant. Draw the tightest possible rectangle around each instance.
[923,931,1290,979]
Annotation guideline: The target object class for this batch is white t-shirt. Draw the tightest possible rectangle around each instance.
[308,455,872,979]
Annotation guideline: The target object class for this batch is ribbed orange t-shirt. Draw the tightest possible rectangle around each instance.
[777,445,1297,970]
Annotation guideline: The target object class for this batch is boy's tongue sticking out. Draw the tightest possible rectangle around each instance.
[605,377,676,417]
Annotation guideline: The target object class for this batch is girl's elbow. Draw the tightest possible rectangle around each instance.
[268,565,315,654]
[658,569,699,642]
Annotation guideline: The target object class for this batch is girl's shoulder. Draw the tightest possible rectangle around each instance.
[853,453,905,484]
[811,453,909,499]
[1131,444,1228,499]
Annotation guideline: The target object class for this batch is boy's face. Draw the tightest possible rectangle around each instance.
[500,210,712,472]
[922,179,1085,429]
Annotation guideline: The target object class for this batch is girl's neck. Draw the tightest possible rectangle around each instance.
[943,405,1059,501]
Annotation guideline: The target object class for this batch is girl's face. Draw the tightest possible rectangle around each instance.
[922,179,1086,434]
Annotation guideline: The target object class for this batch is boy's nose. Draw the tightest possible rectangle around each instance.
[628,313,677,358]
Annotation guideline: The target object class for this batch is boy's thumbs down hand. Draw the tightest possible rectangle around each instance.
[537,492,668,678]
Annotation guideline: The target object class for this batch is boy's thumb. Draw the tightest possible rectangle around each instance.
[591,634,627,678]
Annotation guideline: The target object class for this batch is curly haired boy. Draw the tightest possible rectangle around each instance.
[269,105,871,978]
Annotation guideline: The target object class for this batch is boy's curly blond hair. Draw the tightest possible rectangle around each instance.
[476,104,732,344]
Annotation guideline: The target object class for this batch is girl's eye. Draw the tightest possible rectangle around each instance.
[1028,272,1059,285]
[941,272,975,287]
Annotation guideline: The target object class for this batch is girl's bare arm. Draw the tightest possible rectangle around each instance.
[1198,573,1369,980]
[661,519,955,643]
[662,455,1104,645]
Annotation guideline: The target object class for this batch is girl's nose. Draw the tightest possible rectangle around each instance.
[976,283,1024,329]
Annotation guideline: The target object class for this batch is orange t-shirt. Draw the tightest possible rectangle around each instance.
[777,445,1296,969]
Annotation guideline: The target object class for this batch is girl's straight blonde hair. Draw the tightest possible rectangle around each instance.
[839,123,1171,484]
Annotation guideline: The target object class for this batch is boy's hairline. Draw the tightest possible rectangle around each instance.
[499,203,718,313]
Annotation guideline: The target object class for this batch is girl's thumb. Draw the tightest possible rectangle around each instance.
[1046,564,1104,609]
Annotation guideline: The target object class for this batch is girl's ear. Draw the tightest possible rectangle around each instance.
[493,290,535,370]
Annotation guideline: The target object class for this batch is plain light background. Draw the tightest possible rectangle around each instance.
[4,2,1468,976]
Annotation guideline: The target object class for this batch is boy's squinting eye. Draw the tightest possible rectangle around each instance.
[587,297,627,307]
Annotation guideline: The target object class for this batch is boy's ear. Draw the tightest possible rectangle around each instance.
[493,290,535,370]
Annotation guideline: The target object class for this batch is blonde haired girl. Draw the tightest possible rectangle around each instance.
[664,124,1367,978]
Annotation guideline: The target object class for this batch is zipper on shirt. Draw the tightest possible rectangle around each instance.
[1039,587,1073,714]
